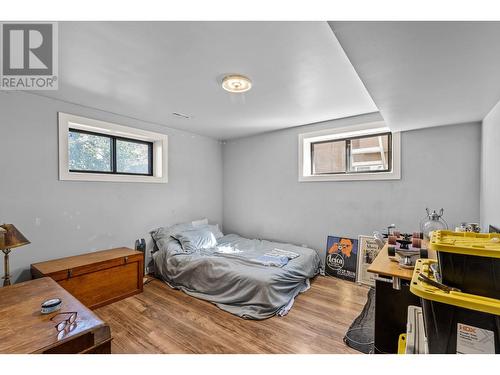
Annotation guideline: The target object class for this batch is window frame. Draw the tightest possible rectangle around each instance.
[59,112,168,183]
[68,127,154,176]
[298,121,401,182]
[310,132,392,175]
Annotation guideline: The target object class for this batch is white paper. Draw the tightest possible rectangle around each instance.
[456,323,495,354]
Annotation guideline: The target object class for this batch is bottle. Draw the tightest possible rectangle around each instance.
[420,208,448,240]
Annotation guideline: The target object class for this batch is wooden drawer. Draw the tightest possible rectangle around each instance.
[31,247,144,309]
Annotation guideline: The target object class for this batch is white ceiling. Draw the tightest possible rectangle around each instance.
[37,21,377,140]
[329,21,500,132]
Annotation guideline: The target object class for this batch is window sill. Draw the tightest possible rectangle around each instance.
[299,170,401,182]
[60,171,167,184]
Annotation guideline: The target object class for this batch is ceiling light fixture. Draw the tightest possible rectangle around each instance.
[222,74,252,93]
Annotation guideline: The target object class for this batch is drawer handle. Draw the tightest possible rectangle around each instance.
[124,256,129,264]
[67,269,73,278]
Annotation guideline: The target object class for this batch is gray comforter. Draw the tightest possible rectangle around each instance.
[153,234,321,319]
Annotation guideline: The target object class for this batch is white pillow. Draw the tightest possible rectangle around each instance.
[192,218,209,227]
[191,219,223,239]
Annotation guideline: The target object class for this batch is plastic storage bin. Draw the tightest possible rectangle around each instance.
[429,230,500,299]
[410,259,500,354]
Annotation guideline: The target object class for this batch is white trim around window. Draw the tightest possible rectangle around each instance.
[298,121,401,182]
[58,112,168,183]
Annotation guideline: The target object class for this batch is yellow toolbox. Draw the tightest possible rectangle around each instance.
[410,259,500,354]
[429,230,500,299]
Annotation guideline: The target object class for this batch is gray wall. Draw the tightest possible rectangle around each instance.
[223,113,481,260]
[481,99,500,229]
[0,92,223,282]
[0,91,483,283]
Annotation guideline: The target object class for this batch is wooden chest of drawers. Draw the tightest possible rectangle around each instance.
[31,248,144,309]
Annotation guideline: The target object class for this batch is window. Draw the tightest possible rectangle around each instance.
[311,133,391,175]
[311,140,346,174]
[59,113,168,183]
[299,122,400,181]
[68,129,153,176]
[68,130,112,173]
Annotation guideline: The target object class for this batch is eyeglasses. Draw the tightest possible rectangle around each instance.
[50,311,78,332]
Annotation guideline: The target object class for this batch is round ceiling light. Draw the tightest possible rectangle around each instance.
[222,74,252,93]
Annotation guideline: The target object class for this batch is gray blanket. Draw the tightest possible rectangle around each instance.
[153,234,321,319]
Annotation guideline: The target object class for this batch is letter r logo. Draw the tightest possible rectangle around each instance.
[2,23,53,75]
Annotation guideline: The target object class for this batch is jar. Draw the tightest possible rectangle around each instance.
[420,208,448,240]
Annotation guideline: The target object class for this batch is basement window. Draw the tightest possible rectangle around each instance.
[59,113,168,183]
[299,122,401,182]
[68,129,153,176]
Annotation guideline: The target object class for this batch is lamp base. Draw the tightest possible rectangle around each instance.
[2,248,11,287]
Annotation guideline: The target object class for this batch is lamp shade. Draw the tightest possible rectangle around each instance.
[0,224,30,250]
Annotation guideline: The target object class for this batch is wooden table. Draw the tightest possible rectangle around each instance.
[0,277,111,353]
[368,243,435,281]
[367,242,435,354]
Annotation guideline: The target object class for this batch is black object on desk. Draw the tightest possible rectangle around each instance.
[374,276,421,353]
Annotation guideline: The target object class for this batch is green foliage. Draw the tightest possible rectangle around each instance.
[116,140,149,174]
[69,132,111,171]
[69,131,149,174]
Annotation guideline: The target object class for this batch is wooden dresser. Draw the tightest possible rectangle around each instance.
[0,277,111,353]
[31,248,144,309]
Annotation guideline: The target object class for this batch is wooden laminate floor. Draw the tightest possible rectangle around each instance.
[95,276,369,354]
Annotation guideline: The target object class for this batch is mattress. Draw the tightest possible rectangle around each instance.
[153,233,321,319]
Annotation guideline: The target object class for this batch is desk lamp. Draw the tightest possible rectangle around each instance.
[0,224,30,287]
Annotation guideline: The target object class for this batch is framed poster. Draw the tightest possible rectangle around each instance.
[325,236,358,282]
[356,235,382,286]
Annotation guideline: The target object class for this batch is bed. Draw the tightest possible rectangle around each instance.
[151,221,322,319]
